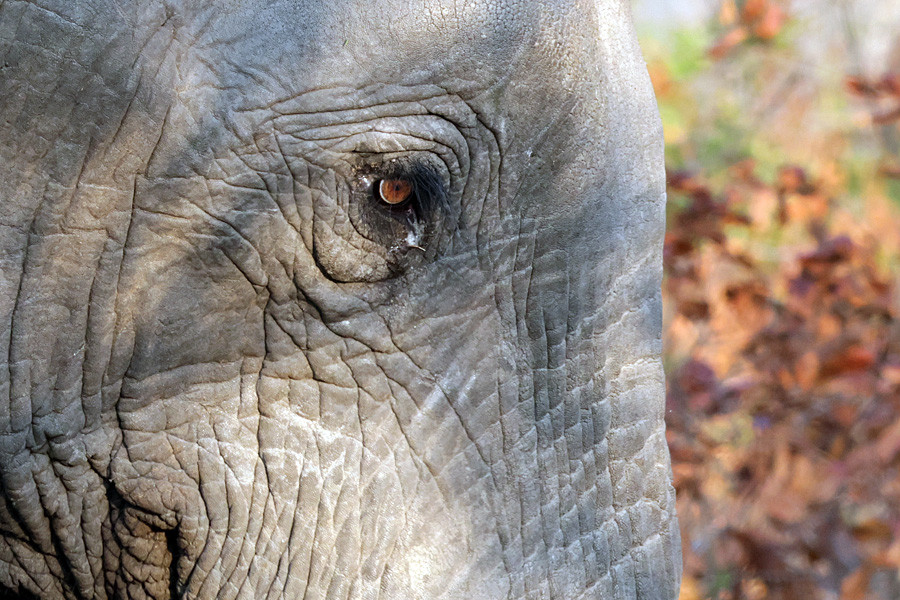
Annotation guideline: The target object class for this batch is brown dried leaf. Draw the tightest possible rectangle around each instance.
[872,105,900,124]
[820,345,876,378]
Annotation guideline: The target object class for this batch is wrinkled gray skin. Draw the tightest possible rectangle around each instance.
[0,0,680,598]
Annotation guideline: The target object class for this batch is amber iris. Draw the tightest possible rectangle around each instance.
[378,179,413,205]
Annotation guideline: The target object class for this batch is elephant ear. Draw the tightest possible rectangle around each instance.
[500,0,682,596]
[593,3,684,597]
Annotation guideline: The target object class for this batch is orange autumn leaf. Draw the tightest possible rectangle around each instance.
[709,26,750,59]
[841,567,872,600]
[740,0,769,23]
[753,3,786,40]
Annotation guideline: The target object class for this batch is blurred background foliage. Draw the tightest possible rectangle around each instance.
[633,1,900,598]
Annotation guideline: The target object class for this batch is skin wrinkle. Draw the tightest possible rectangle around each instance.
[245,383,275,598]
[379,314,514,582]
[207,411,244,597]
[373,367,464,568]
[238,410,274,596]
[495,216,530,581]
[519,224,553,594]
[8,160,110,600]
[297,432,322,600]
[350,357,364,596]
[3,193,42,556]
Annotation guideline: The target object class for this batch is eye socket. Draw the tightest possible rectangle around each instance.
[377,179,413,206]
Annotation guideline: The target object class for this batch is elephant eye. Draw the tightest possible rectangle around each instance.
[377,179,413,206]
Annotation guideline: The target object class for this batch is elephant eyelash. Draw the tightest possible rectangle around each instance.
[371,162,447,221]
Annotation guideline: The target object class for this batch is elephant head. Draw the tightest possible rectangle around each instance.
[0,0,680,598]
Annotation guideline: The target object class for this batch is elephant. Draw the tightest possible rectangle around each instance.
[0,0,681,598]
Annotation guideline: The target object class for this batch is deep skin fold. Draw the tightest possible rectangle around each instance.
[0,0,681,599]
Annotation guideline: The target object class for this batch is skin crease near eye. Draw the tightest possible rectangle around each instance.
[379,179,413,205]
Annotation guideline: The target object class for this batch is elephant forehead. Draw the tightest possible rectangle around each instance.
[209,0,529,50]
[173,0,613,95]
